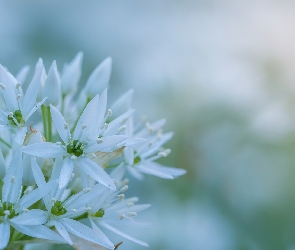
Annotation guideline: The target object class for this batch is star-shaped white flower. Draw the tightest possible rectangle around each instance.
[0,150,64,249]
[0,62,47,144]
[22,90,127,189]
[31,157,114,249]
[123,118,186,180]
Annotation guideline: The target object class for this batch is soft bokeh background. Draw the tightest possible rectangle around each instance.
[2,0,295,249]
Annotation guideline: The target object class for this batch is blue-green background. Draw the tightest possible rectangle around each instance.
[2,1,295,249]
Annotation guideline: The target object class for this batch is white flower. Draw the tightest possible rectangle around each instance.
[0,150,63,249]
[123,118,186,180]
[21,91,127,189]
[0,62,47,144]
[86,179,150,247]
[31,157,114,249]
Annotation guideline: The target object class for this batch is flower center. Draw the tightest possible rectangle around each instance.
[51,201,67,216]
[67,140,84,157]
[91,208,104,218]
[0,202,16,219]
[8,110,25,126]
[134,155,141,164]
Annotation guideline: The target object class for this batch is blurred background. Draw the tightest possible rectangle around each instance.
[2,0,295,249]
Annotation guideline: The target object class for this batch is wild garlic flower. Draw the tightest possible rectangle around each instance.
[31,157,114,249]
[0,62,47,145]
[0,151,63,249]
[0,53,186,249]
[122,118,186,180]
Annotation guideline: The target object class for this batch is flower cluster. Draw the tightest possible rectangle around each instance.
[0,53,186,249]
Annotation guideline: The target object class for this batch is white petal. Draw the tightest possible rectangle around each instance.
[31,157,46,187]
[0,222,10,249]
[110,89,134,118]
[2,150,23,203]
[90,220,114,249]
[0,65,18,111]
[136,162,185,179]
[10,209,48,225]
[61,52,83,94]
[43,61,61,106]
[59,156,75,189]
[84,135,127,153]
[0,149,6,179]
[22,61,44,117]
[104,109,135,137]
[21,142,66,158]
[73,94,102,142]
[61,218,114,249]
[53,220,72,244]
[127,165,144,180]
[16,65,30,84]
[100,221,148,247]
[16,181,57,211]
[77,157,116,190]
[22,154,35,186]
[50,104,70,143]
[14,126,27,145]
[124,146,134,165]
[84,57,112,98]
[50,156,63,181]
[65,184,107,210]
[24,97,47,121]
[11,223,65,243]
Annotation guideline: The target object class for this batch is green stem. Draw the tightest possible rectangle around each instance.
[41,105,47,140]
[41,105,52,142]
[46,106,52,142]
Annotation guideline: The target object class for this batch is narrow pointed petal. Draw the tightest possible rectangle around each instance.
[0,64,18,111]
[61,52,83,94]
[50,156,63,181]
[0,222,10,249]
[16,181,57,211]
[59,156,74,189]
[0,149,6,179]
[110,89,134,118]
[90,220,114,249]
[100,221,148,247]
[50,104,70,143]
[104,109,135,137]
[14,126,27,145]
[16,65,30,84]
[61,218,114,249]
[24,97,47,121]
[43,61,61,106]
[22,154,35,186]
[77,157,116,190]
[127,166,144,180]
[21,142,65,158]
[2,150,23,203]
[10,209,48,225]
[84,135,127,153]
[146,162,187,177]
[53,220,73,244]
[11,223,65,243]
[136,162,178,179]
[84,57,112,98]
[73,94,101,142]
[23,60,43,117]
[31,157,46,187]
